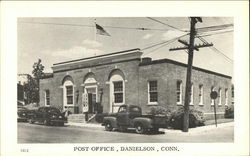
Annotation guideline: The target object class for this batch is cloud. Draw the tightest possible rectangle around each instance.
[162,30,187,41]
[142,34,153,39]
[82,39,102,48]
[44,46,105,61]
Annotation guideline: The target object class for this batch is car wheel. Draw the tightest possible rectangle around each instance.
[59,122,64,126]
[43,119,50,126]
[135,124,145,134]
[105,122,113,131]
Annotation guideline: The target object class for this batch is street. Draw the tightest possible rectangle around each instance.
[18,122,234,143]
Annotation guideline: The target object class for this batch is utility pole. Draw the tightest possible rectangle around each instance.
[170,17,213,132]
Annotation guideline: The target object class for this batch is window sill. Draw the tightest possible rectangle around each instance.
[147,102,158,105]
[113,103,124,106]
[198,103,204,106]
[176,103,183,106]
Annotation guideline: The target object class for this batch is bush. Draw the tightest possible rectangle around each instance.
[225,105,234,118]
[95,113,109,123]
[147,106,172,116]
[169,107,205,130]
[147,106,172,126]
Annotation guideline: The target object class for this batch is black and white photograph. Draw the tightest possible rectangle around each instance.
[17,17,234,143]
[1,1,249,156]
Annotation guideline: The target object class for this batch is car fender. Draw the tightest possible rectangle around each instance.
[133,117,153,129]
[103,116,118,128]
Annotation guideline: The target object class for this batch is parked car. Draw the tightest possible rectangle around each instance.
[29,107,67,126]
[17,106,32,122]
[102,105,168,134]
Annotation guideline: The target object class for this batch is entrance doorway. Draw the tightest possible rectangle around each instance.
[86,87,97,114]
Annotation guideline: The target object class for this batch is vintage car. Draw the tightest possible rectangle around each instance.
[29,106,67,126]
[102,105,168,134]
[17,106,32,122]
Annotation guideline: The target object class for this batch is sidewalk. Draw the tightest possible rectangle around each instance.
[164,122,234,135]
[65,121,234,135]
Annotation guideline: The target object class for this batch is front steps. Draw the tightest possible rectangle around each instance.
[67,113,96,123]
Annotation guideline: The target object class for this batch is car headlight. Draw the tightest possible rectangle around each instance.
[52,115,56,118]
[59,116,62,118]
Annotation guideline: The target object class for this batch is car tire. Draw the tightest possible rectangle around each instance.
[135,124,145,134]
[105,122,113,131]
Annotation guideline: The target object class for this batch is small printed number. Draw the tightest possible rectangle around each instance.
[21,149,29,152]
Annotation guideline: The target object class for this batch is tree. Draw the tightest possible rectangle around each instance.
[31,59,45,104]
[23,76,39,104]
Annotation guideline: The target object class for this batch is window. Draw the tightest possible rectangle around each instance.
[189,84,194,105]
[211,86,215,105]
[176,81,182,104]
[218,88,222,105]
[148,81,158,104]
[45,90,50,106]
[66,86,73,105]
[225,89,228,105]
[113,81,123,103]
[199,85,203,105]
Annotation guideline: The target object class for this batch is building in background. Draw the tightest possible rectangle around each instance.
[39,48,232,120]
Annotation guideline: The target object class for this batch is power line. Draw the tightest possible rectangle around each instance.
[143,34,188,55]
[198,36,233,62]
[196,24,233,33]
[141,33,189,51]
[196,29,233,37]
[146,17,188,32]
[18,21,168,31]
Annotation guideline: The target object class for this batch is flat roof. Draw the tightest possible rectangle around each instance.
[53,48,140,66]
[139,58,232,79]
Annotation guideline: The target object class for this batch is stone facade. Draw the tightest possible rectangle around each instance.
[39,48,232,119]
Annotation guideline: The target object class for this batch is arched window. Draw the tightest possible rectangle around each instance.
[62,76,74,107]
[109,69,125,112]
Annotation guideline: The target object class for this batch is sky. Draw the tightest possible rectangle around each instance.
[17,17,233,78]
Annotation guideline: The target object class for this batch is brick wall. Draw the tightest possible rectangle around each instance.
[40,54,232,120]
[138,61,232,119]
[40,59,140,113]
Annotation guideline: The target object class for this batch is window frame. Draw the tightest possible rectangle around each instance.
[63,80,74,107]
[148,80,158,105]
[211,86,215,106]
[113,81,124,104]
[218,88,222,106]
[198,84,204,105]
[45,90,50,106]
[225,88,228,106]
[176,80,183,105]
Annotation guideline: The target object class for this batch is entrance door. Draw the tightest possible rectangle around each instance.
[86,87,96,113]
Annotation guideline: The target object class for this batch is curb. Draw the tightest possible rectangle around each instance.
[66,121,234,134]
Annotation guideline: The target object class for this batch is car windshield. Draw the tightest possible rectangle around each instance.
[47,108,60,113]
